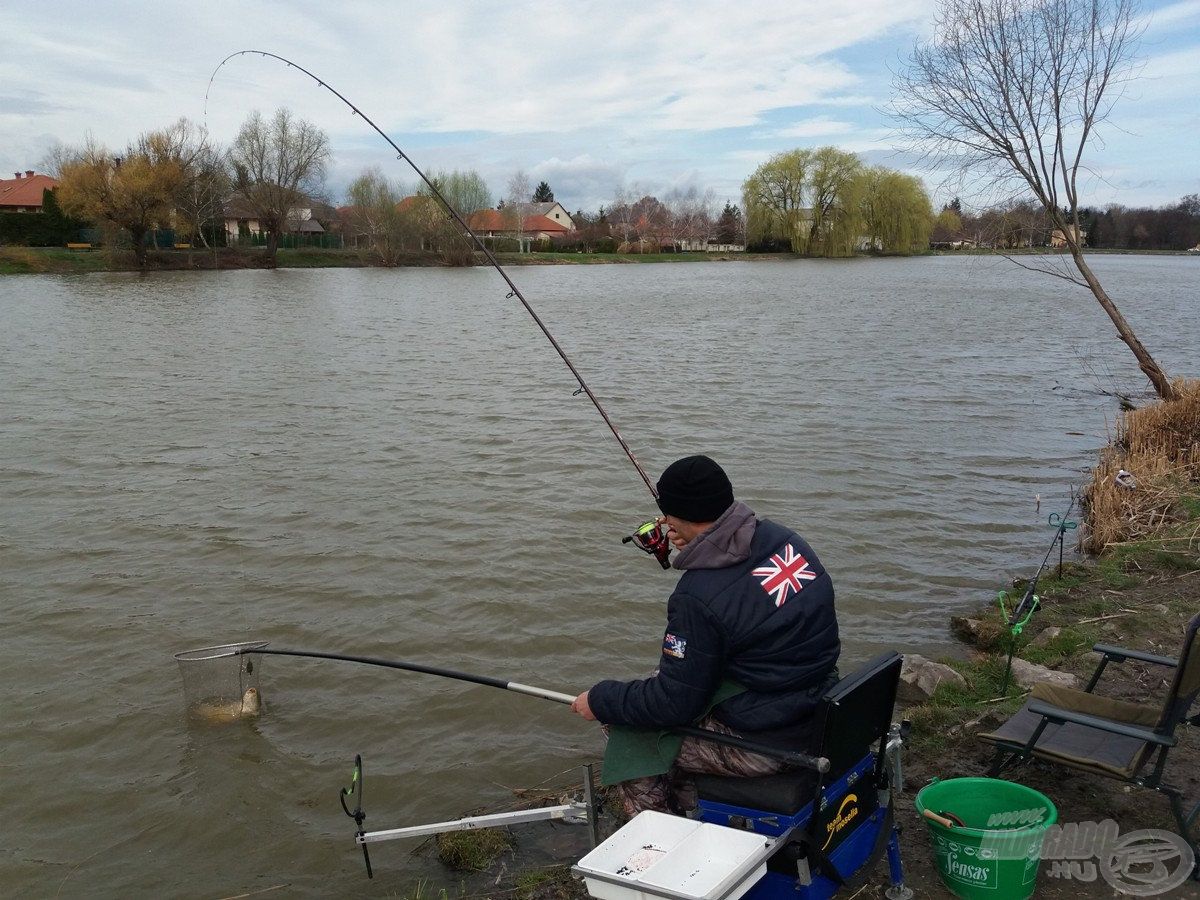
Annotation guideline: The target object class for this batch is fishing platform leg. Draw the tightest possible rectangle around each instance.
[884,827,913,899]
[346,761,597,876]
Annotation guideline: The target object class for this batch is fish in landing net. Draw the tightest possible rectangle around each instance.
[191,687,262,723]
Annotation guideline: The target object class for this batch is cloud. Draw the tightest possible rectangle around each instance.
[775,116,857,139]
[0,0,1191,210]
[1141,0,1200,31]
[529,155,627,210]
[0,92,68,117]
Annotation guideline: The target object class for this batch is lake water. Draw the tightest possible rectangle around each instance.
[1,255,1196,895]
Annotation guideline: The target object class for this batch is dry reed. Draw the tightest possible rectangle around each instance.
[1082,379,1200,553]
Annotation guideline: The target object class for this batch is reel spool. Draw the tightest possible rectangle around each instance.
[623,520,672,569]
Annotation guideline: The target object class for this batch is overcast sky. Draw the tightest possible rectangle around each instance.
[2,1,1197,213]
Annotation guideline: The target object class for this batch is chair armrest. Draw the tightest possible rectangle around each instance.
[1027,701,1176,746]
[1092,644,1178,668]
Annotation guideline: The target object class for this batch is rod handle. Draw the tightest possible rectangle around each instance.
[922,809,957,829]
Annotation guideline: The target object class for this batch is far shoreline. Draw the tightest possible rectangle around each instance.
[1,245,1196,276]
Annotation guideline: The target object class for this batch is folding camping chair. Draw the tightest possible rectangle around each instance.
[690,651,912,899]
[979,612,1200,873]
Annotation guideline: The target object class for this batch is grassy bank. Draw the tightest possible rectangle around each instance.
[934,246,1199,256]
[0,246,384,274]
[5,244,1195,275]
[0,246,788,275]
[894,380,1200,896]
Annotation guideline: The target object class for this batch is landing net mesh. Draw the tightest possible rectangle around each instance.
[174,641,267,707]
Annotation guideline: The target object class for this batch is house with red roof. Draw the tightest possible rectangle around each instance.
[526,202,575,231]
[0,171,58,212]
[465,208,572,245]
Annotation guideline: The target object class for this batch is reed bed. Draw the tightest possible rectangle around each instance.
[1083,379,1200,553]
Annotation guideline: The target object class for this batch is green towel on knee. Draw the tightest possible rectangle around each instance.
[601,679,746,786]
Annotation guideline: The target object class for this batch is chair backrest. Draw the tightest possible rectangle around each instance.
[810,651,903,779]
[1159,613,1200,732]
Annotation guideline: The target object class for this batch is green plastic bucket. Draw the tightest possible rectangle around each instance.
[915,777,1057,900]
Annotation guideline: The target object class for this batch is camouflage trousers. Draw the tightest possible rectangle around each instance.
[607,715,788,819]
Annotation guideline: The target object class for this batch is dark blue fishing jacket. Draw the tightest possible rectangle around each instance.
[589,504,840,745]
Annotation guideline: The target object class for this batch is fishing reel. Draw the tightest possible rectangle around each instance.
[623,519,672,569]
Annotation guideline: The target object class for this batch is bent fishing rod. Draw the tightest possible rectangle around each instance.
[240,645,576,703]
[233,645,829,772]
[207,52,671,567]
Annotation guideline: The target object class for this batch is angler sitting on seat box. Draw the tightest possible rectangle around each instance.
[571,455,840,818]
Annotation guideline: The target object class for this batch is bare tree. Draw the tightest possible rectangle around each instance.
[505,170,532,252]
[665,186,717,251]
[607,185,638,245]
[139,118,229,253]
[347,167,411,265]
[419,169,492,264]
[893,0,1174,399]
[229,108,330,265]
[38,141,74,179]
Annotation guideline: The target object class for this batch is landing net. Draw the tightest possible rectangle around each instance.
[174,640,267,707]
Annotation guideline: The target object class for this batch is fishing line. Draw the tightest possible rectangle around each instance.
[205,50,657,499]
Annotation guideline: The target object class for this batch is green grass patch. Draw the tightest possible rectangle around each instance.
[0,247,109,274]
[905,655,1028,754]
[514,865,581,899]
[391,879,460,900]
[435,827,515,871]
[1019,626,1098,667]
[275,248,372,268]
[1020,562,1092,598]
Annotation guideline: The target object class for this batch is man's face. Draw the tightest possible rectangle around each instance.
[659,514,707,550]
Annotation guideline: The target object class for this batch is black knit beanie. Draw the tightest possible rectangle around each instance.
[655,455,734,523]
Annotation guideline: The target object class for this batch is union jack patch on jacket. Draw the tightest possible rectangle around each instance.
[752,543,817,607]
[662,633,687,659]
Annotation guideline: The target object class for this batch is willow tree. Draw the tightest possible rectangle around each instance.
[742,149,811,252]
[893,0,1174,399]
[806,147,864,257]
[859,167,934,254]
[56,136,184,267]
[743,147,866,256]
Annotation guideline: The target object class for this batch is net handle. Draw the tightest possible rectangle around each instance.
[174,640,270,662]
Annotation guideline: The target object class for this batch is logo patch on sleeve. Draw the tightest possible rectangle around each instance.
[662,633,687,659]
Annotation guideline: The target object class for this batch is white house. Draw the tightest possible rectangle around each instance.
[526,202,575,231]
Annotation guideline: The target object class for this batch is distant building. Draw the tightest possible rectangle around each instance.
[465,208,572,249]
[1050,225,1086,248]
[0,170,57,212]
[223,195,334,240]
[525,201,576,231]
